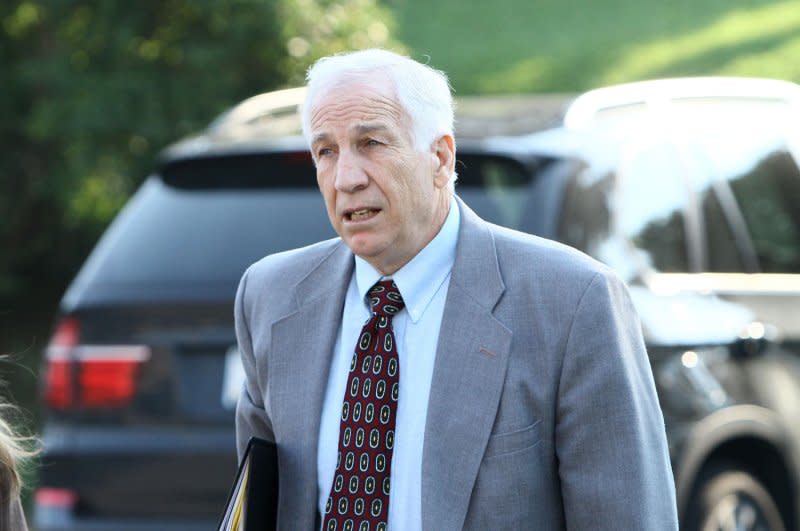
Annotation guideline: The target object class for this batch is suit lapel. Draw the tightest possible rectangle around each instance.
[422,199,512,530]
[270,242,354,528]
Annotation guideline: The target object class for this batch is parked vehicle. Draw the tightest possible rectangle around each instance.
[36,79,800,531]
[503,77,800,531]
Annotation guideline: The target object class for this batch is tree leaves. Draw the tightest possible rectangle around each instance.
[0,0,399,301]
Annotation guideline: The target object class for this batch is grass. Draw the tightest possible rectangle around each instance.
[389,0,800,94]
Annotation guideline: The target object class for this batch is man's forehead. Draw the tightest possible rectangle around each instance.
[309,88,408,141]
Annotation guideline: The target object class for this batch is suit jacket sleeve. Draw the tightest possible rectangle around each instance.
[234,266,275,460]
[556,270,678,529]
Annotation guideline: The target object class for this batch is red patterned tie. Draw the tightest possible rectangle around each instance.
[323,280,404,531]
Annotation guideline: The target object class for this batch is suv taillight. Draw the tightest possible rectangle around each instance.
[44,317,151,410]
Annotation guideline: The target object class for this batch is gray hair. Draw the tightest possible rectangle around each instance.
[302,49,455,152]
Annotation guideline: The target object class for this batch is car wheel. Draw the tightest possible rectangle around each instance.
[684,463,786,531]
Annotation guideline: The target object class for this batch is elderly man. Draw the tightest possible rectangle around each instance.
[235,49,678,530]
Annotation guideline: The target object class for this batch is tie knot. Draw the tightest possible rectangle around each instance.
[368,280,405,317]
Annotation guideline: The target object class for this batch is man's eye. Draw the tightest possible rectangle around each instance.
[317,147,333,157]
[365,139,382,147]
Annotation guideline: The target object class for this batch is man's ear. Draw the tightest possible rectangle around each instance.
[432,134,455,188]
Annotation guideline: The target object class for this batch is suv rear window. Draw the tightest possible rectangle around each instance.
[67,151,535,304]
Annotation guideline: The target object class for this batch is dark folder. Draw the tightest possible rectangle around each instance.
[218,437,279,531]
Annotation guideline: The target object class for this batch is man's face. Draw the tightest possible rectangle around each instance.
[309,77,452,274]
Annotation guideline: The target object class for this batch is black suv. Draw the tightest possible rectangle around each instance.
[36,80,800,531]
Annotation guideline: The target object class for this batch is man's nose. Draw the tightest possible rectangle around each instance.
[334,150,368,192]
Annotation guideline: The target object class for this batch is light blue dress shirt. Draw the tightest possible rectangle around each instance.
[317,199,460,530]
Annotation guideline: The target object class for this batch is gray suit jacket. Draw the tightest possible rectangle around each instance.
[235,198,678,530]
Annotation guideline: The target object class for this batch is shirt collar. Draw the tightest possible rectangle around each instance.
[355,197,460,323]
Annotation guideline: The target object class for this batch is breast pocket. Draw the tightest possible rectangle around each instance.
[483,420,541,459]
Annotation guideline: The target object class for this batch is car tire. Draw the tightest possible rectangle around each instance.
[684,462,786,531]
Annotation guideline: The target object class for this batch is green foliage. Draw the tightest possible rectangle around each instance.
[392,0,800,94]
[279,0,402,84]
[0,4,399,477]
[0,0,398,303]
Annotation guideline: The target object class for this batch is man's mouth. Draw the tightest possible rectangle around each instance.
[346,208,379,221]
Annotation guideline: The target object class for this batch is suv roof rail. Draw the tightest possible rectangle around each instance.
[208,86,307,139]
[205,86,573,140]
[164,87,574,161]
[564,77,800,128]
